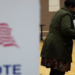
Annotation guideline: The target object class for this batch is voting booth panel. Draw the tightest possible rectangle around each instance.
[0,0,40,75]
[73,13,75,27]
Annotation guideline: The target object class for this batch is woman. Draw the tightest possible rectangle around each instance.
[40,0,75,75]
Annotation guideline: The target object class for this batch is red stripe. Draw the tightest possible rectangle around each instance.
[4,44,19,48]
[0,23,8,26]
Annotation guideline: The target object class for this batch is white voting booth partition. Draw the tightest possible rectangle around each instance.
[74,20,75,28]
[0,0,40,75]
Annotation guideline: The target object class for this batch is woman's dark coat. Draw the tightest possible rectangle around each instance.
[40,6,75,62]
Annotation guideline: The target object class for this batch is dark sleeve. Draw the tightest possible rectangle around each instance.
[61,15,75,39]
[73,12,75,19]
[73,16,75,19]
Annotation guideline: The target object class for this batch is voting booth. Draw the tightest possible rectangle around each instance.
[0,0,40,75]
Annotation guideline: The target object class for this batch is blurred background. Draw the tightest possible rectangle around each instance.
[39,0,75,75]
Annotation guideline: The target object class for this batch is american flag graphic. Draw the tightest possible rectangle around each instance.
[0,23,19,48]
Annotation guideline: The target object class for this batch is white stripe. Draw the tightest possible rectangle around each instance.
[43,37,46,39]
[40,31,49,33]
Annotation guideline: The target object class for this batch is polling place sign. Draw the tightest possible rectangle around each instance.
[0,0,40,75]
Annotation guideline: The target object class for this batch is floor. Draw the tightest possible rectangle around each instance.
[39,40,75,75]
